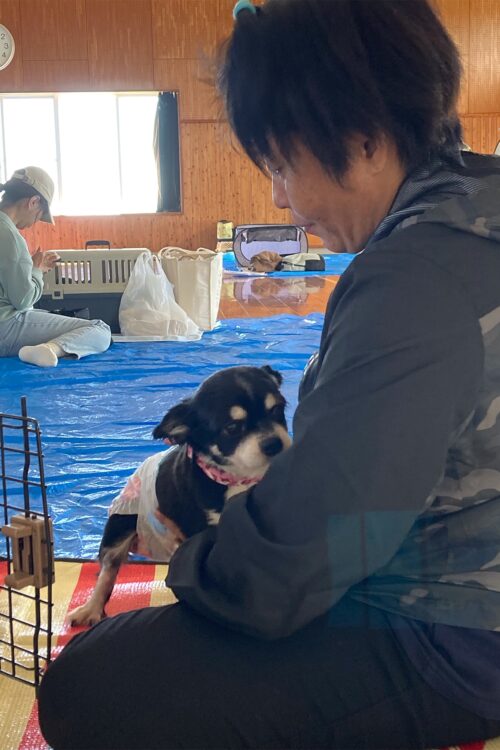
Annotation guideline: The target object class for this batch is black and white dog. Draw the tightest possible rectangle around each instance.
[69,365,290,626]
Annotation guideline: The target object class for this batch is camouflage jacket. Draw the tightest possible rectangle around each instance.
[349,152,500,629]
[167,152,500,638]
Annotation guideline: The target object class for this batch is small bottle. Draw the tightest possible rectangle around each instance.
[216,220,234,253]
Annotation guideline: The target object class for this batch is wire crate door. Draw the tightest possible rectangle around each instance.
[0,398,54,691]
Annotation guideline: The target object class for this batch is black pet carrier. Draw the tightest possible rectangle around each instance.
[233,224,308,268]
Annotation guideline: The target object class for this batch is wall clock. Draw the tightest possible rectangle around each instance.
[0,25,15,71]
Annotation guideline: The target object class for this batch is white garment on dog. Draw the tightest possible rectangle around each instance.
[109,448,179,561]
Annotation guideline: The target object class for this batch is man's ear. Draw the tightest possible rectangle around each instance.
[152,400,193,444]
[261,365,283,386]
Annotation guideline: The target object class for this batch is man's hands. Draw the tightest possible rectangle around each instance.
[32,248,60,272]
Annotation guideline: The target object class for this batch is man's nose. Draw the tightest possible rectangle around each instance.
[272,174,289,210]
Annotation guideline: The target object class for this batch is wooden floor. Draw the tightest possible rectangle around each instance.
[218,273,339,319]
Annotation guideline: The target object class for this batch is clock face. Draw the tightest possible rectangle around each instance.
[0,25,15,72]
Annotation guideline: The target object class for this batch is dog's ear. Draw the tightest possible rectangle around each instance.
[261,365,283,387]
[152,400,193,444]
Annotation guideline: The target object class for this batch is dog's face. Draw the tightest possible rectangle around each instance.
[153,366,291,477]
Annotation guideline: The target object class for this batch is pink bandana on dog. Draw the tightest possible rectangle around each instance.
[186,445,263,487]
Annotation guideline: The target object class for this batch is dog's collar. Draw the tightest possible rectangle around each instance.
[186,445,263,487]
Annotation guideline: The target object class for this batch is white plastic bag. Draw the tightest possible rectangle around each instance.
[159,247,223,330]
[119,251,201,340]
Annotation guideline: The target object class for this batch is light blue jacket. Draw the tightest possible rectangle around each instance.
[0,211,43,321]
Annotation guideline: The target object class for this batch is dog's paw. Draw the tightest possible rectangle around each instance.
[205,509,221,525]
[67,603,106,627]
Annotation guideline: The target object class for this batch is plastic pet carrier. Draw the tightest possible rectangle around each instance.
[233,224,308,268]
[36,247,148,333]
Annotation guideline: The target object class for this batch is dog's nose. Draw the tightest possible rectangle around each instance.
[260,436,283,457]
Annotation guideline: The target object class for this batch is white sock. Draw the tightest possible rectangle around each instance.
[19,342,64,368]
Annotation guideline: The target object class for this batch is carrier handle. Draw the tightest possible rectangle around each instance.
[85,240,111,250]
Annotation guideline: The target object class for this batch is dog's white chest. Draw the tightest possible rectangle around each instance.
[224,483,251,501]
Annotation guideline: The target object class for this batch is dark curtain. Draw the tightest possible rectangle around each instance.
[154,92,181,212]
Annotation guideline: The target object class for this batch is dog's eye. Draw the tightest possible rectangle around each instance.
[269,404,285,419]
[224,421,243,435]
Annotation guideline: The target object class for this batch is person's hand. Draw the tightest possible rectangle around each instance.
[32,249,60,272]
[154,509,187,545]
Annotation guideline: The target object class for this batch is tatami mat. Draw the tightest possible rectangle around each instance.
[0,560,174,750]
[1,560,500,750]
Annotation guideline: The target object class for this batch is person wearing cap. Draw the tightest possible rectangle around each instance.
[39,2,500,749]
[0,166,111,366]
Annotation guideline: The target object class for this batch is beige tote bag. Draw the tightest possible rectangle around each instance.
[159,247,223,331]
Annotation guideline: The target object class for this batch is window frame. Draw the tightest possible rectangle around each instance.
[0,91,175,217]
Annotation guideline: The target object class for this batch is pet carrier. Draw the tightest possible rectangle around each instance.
[233,224,308,268]
[36,247,149,333]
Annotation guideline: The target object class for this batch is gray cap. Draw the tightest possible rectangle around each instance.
[9,166,55,224]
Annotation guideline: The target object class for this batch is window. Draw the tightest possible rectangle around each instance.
[0,92,163,216]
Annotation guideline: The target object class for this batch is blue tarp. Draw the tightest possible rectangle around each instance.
[0,314,323,559]
[223,251,354,276]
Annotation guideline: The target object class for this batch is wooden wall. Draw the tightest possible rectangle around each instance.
[435,0,500,151]
[0,0,498,251]
[0,0,288,250]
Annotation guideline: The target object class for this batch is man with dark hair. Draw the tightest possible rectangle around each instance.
[39,2,500,748]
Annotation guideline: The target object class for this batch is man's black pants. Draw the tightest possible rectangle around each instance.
[38,597,500,749]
